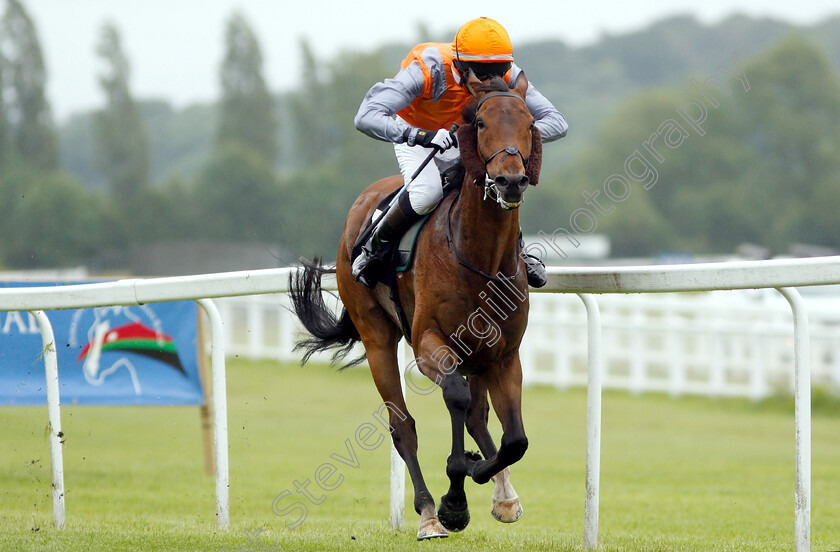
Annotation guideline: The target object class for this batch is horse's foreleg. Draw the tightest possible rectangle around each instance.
[471,354,528,486]
[465,378,523,523]
[436,372,473,532]
[412,330,473,533]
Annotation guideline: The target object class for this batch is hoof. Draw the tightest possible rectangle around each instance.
[437,501,470,532]
[416,517,449,540]
[491,498,523,523]
[464,450,482,476]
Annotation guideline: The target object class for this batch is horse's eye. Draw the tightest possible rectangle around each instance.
[476,119,485,130]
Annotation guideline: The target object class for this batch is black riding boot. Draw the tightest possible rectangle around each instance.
[519,233,547,288]
[352,193,423,288]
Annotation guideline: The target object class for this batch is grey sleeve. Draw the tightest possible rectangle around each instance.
[354,62,426,144]
[510,64,568,143]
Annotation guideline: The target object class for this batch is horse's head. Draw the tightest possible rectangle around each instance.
[458,71,542,210]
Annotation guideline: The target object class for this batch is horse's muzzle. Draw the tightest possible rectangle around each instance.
[493,174,529,209]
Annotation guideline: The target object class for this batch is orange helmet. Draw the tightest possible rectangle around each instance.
[451,17,514,63]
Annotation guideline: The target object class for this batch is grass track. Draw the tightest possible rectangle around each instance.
[1,358,839,551]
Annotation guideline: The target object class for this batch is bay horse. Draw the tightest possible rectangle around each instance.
[289,71,542,539]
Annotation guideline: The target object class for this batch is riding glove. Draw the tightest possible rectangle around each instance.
[414,128,457,150]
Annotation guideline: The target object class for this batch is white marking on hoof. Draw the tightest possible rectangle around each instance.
[491,497,523,523]
[490,467,522,523]
[417,517,449,540]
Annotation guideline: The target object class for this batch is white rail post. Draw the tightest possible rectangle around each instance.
[197,299,230,530]
[31,310,66,529]
[390,338,408,530]
[578,294,603,550]
[777,287,811,552]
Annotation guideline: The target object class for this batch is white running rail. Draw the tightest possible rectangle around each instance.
[2,255,839,551]
[536,256,840,552]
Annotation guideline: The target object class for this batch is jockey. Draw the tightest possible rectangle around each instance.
[353,16,568,288]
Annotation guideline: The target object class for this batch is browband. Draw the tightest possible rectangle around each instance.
[475,91,527,112]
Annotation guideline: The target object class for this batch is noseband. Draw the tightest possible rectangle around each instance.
[474,91,531,210]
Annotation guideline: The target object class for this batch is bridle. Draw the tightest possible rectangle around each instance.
[443,89,533,283]
[473,91,531,210]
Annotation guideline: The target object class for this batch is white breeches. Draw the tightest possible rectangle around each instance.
[393,141,461,215]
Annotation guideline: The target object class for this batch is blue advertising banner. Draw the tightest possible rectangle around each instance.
[0,282,202,406]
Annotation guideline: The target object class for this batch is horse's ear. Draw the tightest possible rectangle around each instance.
[510,70,529,97]
[526,125,542,186]
[456,123,486,186]
[464,69,484,97]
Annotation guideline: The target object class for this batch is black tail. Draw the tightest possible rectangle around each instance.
[288,257,365,369]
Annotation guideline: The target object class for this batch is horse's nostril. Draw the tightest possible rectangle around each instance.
[495,175,525,190]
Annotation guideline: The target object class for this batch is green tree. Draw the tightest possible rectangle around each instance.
[0,0,57,170]
[278,49,402,259]
[130,177,199,242]
[91,21,150,205]
[728,35,840,250]
[532,35,840,258]
[0,158,29,265]
[217,11,277,162]
[290,39,330,166]
[0,42,9,165]
[193,142,284,242]
[1,165,111,268]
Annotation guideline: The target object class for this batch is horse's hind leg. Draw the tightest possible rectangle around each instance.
[365,337,447,540]
[465,378,523,523]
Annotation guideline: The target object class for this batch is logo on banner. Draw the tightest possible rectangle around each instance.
[69,305,185,395]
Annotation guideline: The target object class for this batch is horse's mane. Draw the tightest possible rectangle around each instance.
[461,77,510,123]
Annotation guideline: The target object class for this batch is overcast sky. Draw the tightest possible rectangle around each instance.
[23,0,840,122]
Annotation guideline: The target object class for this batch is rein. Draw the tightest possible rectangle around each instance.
[445,193,522,284]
